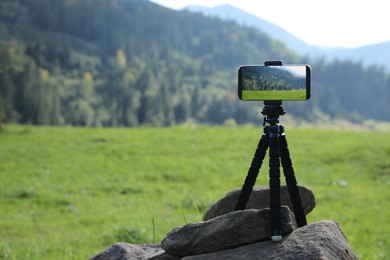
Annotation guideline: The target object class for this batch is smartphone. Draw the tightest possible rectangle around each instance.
[238,64,311,101]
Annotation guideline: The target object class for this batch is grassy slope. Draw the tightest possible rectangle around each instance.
[0,125,389,259]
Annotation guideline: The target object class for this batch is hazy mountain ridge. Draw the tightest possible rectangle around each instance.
[185,4,390,71]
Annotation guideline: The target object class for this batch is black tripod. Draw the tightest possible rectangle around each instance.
[234,101,307,241]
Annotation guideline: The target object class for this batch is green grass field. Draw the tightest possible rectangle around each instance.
[0,124,389,259]
[242,89,306,100]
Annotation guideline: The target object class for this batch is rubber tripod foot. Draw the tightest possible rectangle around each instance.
[271,235,282,242]
[271,229,282,242]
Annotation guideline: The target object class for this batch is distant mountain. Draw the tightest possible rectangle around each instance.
[185,4,313,54]
[318,42,390,71]
[185,4,390,71]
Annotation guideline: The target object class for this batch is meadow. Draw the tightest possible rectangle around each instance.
[241,90,307,100]
[0,124,389,259]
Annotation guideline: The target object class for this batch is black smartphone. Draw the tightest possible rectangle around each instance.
[238,64,311,101]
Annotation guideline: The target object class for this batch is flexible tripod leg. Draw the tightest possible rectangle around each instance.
[234,128,269,211]
[279,129,307,227]
[268,125,282,241]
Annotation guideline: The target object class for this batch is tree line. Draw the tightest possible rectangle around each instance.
[0,0,389,127]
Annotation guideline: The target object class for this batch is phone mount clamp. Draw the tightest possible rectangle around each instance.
[234,61,307,242]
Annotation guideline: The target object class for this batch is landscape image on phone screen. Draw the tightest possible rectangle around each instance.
[240,65,309,101]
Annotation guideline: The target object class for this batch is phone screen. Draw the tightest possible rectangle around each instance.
[238,65,311,101]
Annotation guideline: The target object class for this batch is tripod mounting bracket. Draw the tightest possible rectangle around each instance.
[261,101,285,126]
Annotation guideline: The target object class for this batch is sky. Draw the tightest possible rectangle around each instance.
[150,0,390,48]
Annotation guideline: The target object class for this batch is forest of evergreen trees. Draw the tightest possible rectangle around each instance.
[0,0,389,127]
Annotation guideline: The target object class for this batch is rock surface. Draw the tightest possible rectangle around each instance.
[161,206,297,257]
[90,186,358,260]
[203,185,316,221]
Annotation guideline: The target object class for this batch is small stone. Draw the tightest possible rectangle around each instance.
[203,185,315,221]
[90,243,167,260]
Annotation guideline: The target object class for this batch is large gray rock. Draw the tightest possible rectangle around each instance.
[161,206,297,257]
[182,221,359,260]
[91,221,358,260]
[203,185,315,221]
